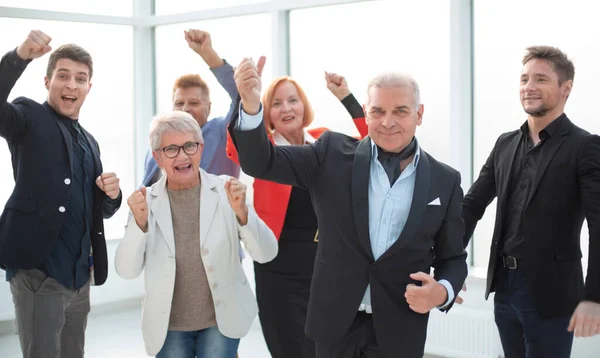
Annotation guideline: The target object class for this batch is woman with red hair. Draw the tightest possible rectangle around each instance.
[227,72,365,358]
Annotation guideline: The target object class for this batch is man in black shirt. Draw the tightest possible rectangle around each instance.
[462,46,600,357]
[0,30,122,358]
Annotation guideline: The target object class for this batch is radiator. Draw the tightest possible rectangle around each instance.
[424,306,504,358]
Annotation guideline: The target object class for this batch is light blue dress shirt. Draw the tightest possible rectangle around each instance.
[236,104,454,311]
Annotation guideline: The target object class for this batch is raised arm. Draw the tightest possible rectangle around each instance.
[325,71,367,138]
[224,177,277,263]
[228,57,326,189]
[0,30,52,141]
[185,29,238,124]
[114,188,149,279]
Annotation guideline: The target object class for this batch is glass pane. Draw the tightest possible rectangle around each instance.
[0,0,133,17]
[155,0,265,15]
[473,0,599,270]
[290,0,452,163]
[0,19,134,239]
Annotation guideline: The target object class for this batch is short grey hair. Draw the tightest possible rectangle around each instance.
[149,111,204,151]
[366,72,421,108]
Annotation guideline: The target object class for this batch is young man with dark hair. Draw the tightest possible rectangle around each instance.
[462,45,600,358]
[0,30,122,358]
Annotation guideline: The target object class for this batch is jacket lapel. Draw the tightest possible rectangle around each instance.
[199,169,219,248]
[46,104,74,172]
[352,137,375,261]
[525,119,570,210]
[377,149,430,263]
[150,175,176,255]
[79,127,102,177]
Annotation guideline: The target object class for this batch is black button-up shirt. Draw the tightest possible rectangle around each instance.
[501,114,565,258]
[42,114,95,289]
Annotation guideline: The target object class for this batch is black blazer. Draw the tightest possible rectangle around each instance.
[229,117,467,358]
[462,115,600,318]
[0,50,121,286]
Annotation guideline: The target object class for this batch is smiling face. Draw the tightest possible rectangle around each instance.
[364,86,423,153]
[172,86,211,128]
[520,58,571,118]
[45,58,92,119]
[268,81,306,137]
[153,131,203,190]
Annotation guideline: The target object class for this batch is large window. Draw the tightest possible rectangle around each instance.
[473,0,600,270]
[155,0,265,15]
[289,0,452,163]
[0,19,134,240]
[0,0,133,16]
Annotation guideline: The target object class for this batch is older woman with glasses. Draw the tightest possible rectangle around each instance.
[115,111,277,358]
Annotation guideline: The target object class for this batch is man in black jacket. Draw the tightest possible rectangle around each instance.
[0,30,122,358]
[462,46,600,357]
[228,57,467,358]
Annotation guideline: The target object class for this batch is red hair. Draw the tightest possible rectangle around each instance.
[262,76,314,132]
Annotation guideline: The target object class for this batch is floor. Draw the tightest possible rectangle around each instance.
[0,306,442,357]
[0,305,271,358]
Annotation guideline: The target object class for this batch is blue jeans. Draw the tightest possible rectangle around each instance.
[156,326,240,358]
[493,263,573,358]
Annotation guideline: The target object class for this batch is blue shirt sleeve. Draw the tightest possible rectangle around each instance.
[236,102,264,131]
[437,279,455,309]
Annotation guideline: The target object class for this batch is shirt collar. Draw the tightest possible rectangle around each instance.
[370,137,420,167]
[273,128,317,146]
[519,112,566,140]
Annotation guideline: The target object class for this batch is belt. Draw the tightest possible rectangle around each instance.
[502,255,522,270]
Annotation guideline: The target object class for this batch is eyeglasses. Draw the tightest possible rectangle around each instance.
[161,141,200,159]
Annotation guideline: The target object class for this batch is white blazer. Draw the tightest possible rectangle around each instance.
[115,169,278,356]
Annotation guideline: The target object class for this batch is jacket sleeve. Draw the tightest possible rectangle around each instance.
[340,93,368,139]
[578,134,600,302]
[432,172,468,312]
[0,49,32,142]
[114,215,148,279]
[461,137,499,248]
[228,102,329,190]
[237,206,278,264]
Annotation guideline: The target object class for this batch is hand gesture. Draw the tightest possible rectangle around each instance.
[225,178,248,225]
[184,29,213,56]
[127,187,148,232]
[568,300,600,337]
[405,272,448,314]
[96,172,120,200]
[325,71,351,100]
[234,56,266,115]
[16,30,52,60]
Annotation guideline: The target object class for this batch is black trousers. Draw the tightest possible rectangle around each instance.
[315,311,385,358]
[254,261,316,358]
[494,263,573,358]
